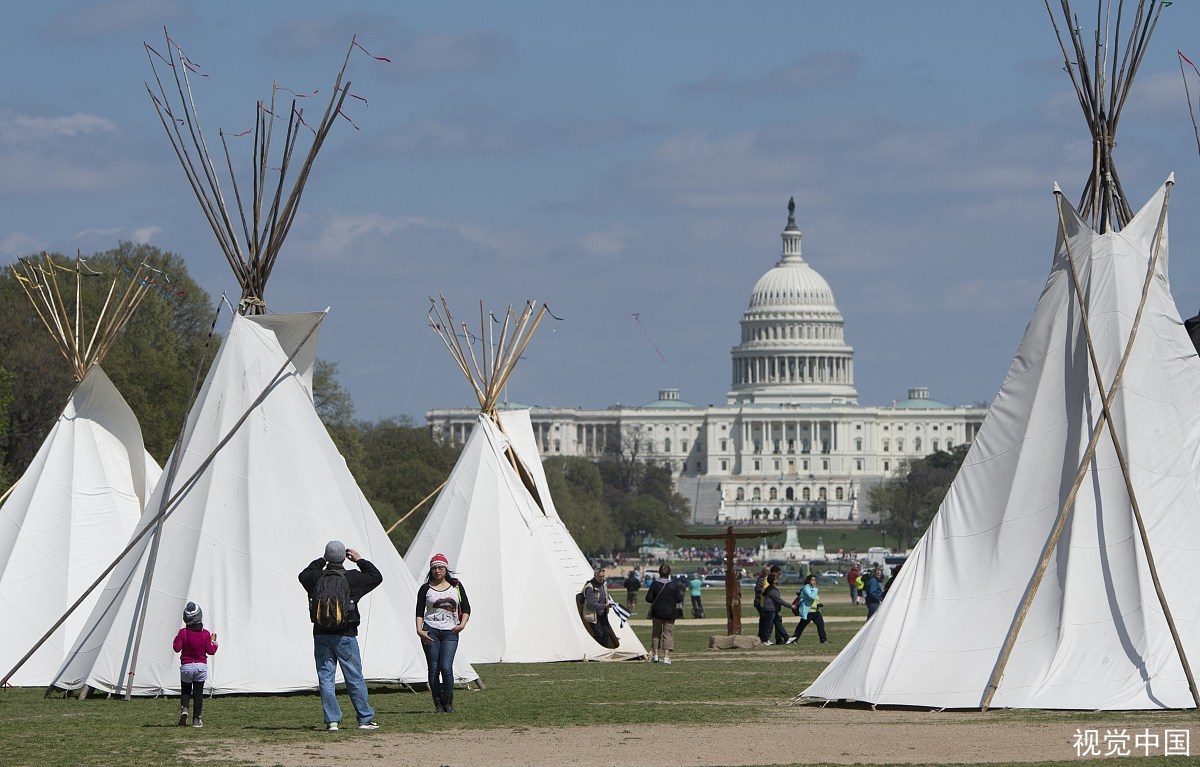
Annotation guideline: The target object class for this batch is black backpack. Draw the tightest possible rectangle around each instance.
[310,568,355,629]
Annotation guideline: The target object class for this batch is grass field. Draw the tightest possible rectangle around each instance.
[3,593,1198,767]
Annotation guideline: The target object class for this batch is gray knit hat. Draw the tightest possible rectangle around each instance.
[183,601,203,626]
[324,540,347,564]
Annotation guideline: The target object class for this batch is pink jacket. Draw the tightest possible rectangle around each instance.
[173,627,218,665]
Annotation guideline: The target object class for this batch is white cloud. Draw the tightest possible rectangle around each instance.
[1,232,45,258]
[0,112,117,146]
[132,226,161,244]
[578,231,625,257]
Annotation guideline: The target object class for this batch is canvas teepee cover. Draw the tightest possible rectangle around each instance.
[408,409,647,662]
[803,181,1200,710]
[406,299,646,662]
[52,312,477,694]
[0,256,162,687]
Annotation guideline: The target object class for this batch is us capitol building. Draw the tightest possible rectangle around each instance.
[428,201,987,524]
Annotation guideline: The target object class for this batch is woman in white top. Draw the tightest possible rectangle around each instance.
[415,553,471,713]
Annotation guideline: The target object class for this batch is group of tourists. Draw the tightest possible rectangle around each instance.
[171,541,471,732]
[847,563,895,619]
[753,565,830,646]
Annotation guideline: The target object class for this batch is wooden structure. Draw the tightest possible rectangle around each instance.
[678,527,782,635]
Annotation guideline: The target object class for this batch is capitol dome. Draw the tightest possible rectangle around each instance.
[727,199,857,406]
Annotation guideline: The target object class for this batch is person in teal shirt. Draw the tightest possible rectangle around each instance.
[688,574,705,618]
[786,574,828,644]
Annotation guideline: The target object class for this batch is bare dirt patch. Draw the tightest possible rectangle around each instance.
[185,705,1194,766]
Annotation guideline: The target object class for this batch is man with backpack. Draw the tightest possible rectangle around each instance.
[298,541,383,732]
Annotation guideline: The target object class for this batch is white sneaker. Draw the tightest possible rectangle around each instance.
[662,657,672,665]
[326,722,339,732]
[652,655,659,663]
[762,641,773,646]
[785,637,798,645]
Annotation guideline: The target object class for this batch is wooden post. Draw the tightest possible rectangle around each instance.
[679,526,783,636]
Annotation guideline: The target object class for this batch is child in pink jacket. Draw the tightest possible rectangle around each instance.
[173,601,218,728]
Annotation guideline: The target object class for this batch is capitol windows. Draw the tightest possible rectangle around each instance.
[802,487,811,501]
[855,459,864,471]
[753,459,761,471]
[883,460,891,471]
[855,438,863,451]
[818,487,827,501]
[785,487,794,500]
[736,487,745,501]
[664,438,672,452]
[720,460,728,471]
[682,440,689,452]
[802,459,809,471]
[897,439,904,452]
[835,487,844,500]
[769,487,778,501]
[822,459,829,471]
[752,487,762,501]
[914,437,922,452]
[554,440,561,452]
[932,439,939,451]
[720,439,727,451]
[882,439,890,452]
[773,460,780,471]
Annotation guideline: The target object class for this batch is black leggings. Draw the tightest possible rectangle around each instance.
[181,681,205,717]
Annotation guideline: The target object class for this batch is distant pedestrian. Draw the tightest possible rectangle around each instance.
[864,565,884,619]
[786,575,828,645]
[757,570,789,645]
[646,564,682,664]
[172,601,218,728]
[624,570,641,613]
[884,564,902,597]
[847,564,861,605]
[583,567,614,648]
[688,574,704,618]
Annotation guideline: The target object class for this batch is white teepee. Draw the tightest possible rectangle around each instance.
[405,299,647,663]
[803,181,1200,710]
[52,312,476,694]
[0,255,162,687]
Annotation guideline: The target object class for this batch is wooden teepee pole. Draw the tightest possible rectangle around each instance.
[981,185,1196,709]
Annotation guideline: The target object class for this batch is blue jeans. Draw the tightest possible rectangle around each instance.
[423,626,458,701]
[314,634,374,725]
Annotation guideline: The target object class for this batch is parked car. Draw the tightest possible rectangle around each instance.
[820,570,843,579]
[701,573,729,587]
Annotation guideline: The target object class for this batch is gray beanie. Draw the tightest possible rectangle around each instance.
[183,601,203,626]
[324,540,347,564]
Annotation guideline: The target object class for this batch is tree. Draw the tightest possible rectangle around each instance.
[354,416,462,552]
[543,456,620,555]
[0,243,217,477]
[311,358,364,478]
[869,445,969,548]
[0,366,13,495]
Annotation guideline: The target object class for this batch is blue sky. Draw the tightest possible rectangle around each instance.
[4,1,1200,421]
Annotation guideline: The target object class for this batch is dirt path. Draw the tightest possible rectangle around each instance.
[190,706,1196,766]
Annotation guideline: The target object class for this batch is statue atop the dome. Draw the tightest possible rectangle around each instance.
[787,196,795,216]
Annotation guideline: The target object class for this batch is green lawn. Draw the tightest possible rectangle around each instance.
[2,614,1196,767]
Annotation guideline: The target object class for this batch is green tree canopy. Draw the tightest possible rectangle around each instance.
[869,444,969,548]
[544,456,621,555]
[0,243,217,477]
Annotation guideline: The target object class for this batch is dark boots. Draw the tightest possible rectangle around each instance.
[432,691,445,713]
[443,689,455,713]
